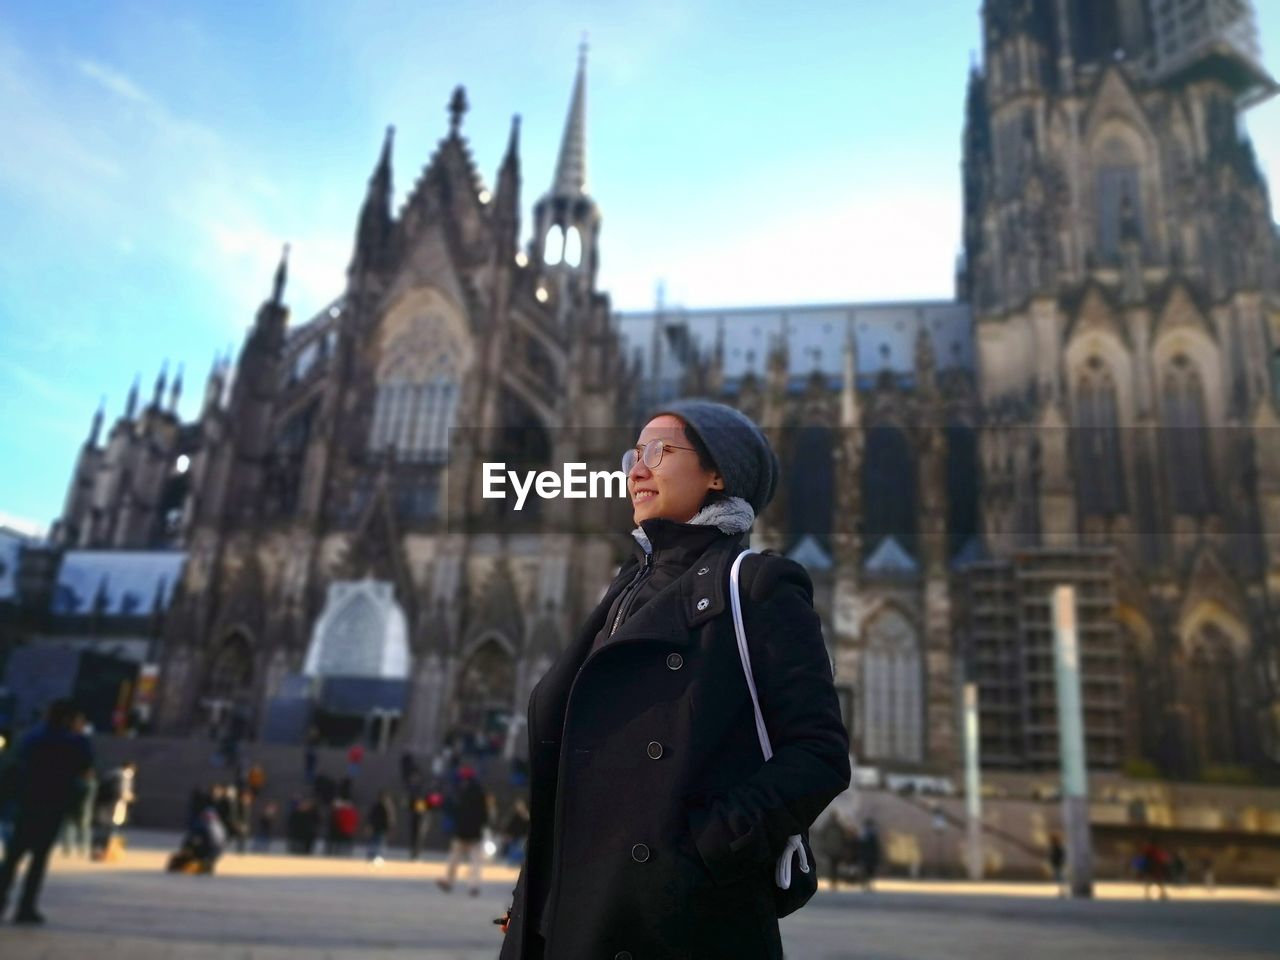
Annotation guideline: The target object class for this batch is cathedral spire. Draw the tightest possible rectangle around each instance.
[169,363,183,412]
[531,42,602,288]
[351,128,394,275]
[551,39,588,196]
[271,243,290,307]
[496,116,521,210]
[152,360,168,409]
[88,397,105,447]
[125,374,140,420]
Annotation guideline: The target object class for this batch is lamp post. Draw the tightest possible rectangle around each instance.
[963,681,984,880]
[1053,584,1094,898]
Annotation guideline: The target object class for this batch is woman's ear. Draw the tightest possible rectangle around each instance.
[709,474,725,491]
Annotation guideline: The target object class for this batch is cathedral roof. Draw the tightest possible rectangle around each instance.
[864,536,918,575]
[616,299,972,393]
[787,534,833,571]
[51,550,185,617]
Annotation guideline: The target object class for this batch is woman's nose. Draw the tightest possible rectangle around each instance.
[629,457,652,481]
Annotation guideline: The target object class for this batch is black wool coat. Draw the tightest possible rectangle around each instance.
[499,520,851,960]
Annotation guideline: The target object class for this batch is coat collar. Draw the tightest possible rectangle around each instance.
[605,530,746,646]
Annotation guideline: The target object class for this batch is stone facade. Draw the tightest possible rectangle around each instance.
[48,5,1280,778]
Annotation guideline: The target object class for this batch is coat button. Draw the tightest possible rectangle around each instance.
[631,843,650,863]
[615,953,634,960]
[697,566,710,575]
[646,740,663,760]
[666,653,683,670]
[696,598,710,611]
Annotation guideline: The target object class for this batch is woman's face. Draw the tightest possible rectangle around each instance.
[628,415,724,525]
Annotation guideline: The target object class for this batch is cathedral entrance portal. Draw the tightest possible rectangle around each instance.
[202,631,254,742]
[303,579,411,748]
[449,636,517,755]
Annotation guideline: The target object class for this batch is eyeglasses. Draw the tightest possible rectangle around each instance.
[621,439,697,474]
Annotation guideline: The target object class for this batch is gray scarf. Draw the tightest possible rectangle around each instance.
[630,496,755,555]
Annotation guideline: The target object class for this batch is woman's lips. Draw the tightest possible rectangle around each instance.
[632,489,657,503]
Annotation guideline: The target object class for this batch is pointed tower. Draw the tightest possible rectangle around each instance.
[493,115,522,264]
[221,246,290,520]
[169,363,183,412]
[350,126,395,276]
[532,42,602,293]
[125,375,140,420]
[89,398,105,447]
[152,361,168,409]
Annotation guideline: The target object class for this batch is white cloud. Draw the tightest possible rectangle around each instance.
[76,58,157,107]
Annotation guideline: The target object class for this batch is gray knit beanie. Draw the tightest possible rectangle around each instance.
[650,399,780,514]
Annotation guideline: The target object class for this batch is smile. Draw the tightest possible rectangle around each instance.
[632,490,657,503]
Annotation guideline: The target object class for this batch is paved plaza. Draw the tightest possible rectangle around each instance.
[1,833,1276,959]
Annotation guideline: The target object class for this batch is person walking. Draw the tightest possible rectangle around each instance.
[500,798,531,866]
[366,790,395,864]
[60,765,95,859]
[92,760,137,860]
[253,800,278,853]
[303,729,319,786]
[437,766,489,896]
[0,699,95,924]
[1048,832,1067,897]
[497,401,851,959]
[1138,837,1170,901]
[859,819,881,891]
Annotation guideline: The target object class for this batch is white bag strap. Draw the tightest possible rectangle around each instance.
[728,548,810,889]
[729,549,771,761]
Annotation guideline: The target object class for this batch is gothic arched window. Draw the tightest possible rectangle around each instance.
[1074,356,1127,516]
[563,225,582,268]
[787,424,835,551]
[369,313,462,465]
[862,425,918,560]
[1161,354,1214,516]
[545,226,565,265]
[861,609,923,764]
[1095,136,1143,264]
[945,422,980,559]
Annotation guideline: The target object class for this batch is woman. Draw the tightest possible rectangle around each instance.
[499,400,851,960]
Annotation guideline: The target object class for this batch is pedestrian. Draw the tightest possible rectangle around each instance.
[437,766,489,896]
[60,754,96,859]
[346,743,365,781]
[1138,836,1170,901]
[1048,832,1067,897]
[92,760,137,860]
[287,796,320,855]
[328,797,358,856]
[496,402,851,959]
[400,750,420,792]
[859,818,881,891]
[816,809,859,891]
[253,800,278,853]
[303,729,319,786]
[366,790,395,863]
[246,761,266,795]
[214,784,247,853]
[0,699,94,924]
[407,778,431,861]
[500,798,531,866]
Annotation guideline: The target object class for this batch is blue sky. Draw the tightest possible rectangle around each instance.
[3,1,1280,535]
